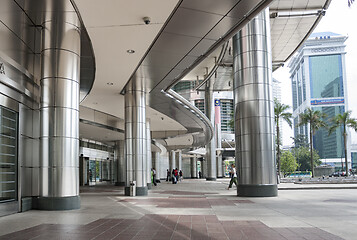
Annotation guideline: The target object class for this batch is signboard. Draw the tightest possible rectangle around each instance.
[311,98,344,105]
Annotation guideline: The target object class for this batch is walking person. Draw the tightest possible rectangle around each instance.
[179,170,183,181]
[166,169,170,182]
[152,168,157,186]
[228,164,238,190]
[172,169,176,184]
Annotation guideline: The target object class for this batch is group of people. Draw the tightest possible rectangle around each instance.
[166,168,183,184]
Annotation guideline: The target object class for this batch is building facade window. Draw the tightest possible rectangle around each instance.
[312,105,345,159]
[195,99,205,114]
[309,54,343,98]
[220,99,233,133]
[0,106,18,203]
[173,81,194,92]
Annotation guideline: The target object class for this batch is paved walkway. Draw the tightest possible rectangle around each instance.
[1,179,357,239]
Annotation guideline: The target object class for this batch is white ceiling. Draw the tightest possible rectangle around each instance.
[74,0,184,131]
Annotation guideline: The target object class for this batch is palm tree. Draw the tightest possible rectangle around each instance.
[274,99,292,178]
[329,111,357,176]
[349,0,355,7]
[298,108,327,178]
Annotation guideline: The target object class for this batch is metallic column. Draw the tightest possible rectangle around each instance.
[216,124,223,178]
[115,140,125,186]
[175,150,182,171]
[205,80,216,181]
[169,150,176,172]
[190,154,197,178]
[146,119,152,189]
[233,9,277,197]
[39,2,81,210]
[125,78,147,196]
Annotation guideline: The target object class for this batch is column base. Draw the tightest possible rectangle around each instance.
[147,183,152,190]
[33,196,80,210]
[124,186,148,196]
[115,182,125,186]
[191,177,198,179]
[206,177,216,181]
[237,184,278,197]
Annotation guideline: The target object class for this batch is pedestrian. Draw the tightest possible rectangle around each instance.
[174,168,179,183]
[228,164,238,190]
[179,170,183,181]
[198,171,202,179]
[152,168,157,186]
[166,169,170,182]
[172,169,176,184]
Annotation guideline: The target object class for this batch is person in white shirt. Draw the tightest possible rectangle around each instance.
[228,164,238,190]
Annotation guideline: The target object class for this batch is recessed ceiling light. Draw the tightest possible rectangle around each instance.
[127,49,135,54]
[107,82,114,85]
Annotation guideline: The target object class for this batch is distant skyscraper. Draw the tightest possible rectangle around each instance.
[288,32,350,169]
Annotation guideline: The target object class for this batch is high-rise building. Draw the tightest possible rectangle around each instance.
[288,32,350,169]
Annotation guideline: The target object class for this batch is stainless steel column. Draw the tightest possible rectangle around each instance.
[115,140,125,186]
[146,119,152,189]
[190,154,197,178]
[169,150,176,172]
[175,150,182,171]
[125,78,148,196]
[39,2,81,210]
[216,124,223,178]
[205,80,217,181]
[233,9,277,197]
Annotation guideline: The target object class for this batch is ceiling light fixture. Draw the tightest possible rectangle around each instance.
[127,49,135,54]
[107,82,114,85]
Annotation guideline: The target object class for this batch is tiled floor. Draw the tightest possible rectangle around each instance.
[0,214,343,240]
[1,179,357,239]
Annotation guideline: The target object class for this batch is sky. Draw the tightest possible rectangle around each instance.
[272,1,357,146]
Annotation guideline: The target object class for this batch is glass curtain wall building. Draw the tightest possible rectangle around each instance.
[289,32,350,169]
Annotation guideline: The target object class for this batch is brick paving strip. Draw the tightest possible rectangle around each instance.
[0,214,343,240]
[118,197,253,208]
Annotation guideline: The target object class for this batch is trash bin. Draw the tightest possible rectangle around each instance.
[129,181,136,196]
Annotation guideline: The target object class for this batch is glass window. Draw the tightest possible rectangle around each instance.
[292,75,298,111]
[309,54,343,98]
[195,100,205,114]
[0,106,18,203]
[173,81,194,92]
[220,99,234,133]
[312,106,345,159]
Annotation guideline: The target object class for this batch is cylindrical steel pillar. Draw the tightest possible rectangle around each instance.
[175,150,182,171]
[125,78,148,196]
[233,9,277,197]
[39,2,81,210]
[169,150,176,173]
[146,119,152,189]
[205,80,216,181]
[190,155,197,178]
[216,122,223,178]
[115,140,125,186]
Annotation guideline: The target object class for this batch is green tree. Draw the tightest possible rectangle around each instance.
[292,146,321,172]
[274,99,292,177]
[298,108,327,177]
[280,150,299,176]
[291,134,309,148]
[329,111,357,176]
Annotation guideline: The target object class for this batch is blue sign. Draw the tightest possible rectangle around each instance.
[214,99,220,106]
[311,99,344,105]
